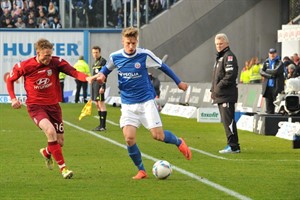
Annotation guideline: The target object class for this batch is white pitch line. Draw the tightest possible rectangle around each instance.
[63,120,252,200]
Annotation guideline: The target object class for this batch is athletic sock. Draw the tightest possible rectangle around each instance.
[100,111,107,128]
[163,130,182,146]
[47,141,66,170]
[98,111,101,126]
[127,144,145,171]
[42,147,51,159]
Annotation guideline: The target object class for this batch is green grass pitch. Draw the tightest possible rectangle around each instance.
[0,103,299,200]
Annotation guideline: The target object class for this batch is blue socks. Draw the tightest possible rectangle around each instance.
[127,144,145,171]
[163,130,182,146]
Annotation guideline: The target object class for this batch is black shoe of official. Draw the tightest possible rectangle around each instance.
[92,126,106,131]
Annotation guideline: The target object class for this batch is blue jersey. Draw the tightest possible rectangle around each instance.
[101,48,181,104]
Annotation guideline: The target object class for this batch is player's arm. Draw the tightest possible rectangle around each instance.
[159,63,188,91]
[6,64,23,109]
[58,58,88,81]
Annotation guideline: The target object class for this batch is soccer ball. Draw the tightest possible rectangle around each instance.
[152,160,172,179]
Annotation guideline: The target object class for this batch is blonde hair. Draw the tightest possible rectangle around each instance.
[122,27,139,38]
[215,33,229,43]
[35,38,53,51]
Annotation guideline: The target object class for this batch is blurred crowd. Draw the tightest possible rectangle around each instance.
[69,0,179,28]
[0,0,179,29]
[240,53,300,84]
[0,0,61,29]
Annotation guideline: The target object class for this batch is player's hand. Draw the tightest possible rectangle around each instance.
[99,87,105,94]
[178,82,188,91]
[96,73,106,84]
[11,98,22,109]
[86,76,93,84]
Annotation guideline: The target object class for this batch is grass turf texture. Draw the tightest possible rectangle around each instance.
[0,103,299,200]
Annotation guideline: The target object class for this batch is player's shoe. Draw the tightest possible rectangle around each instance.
[61,168,73,179]
[39,148,54,170]
[132,170,148,180]
[219,145,241,154]
[178,138,192,160]
[92,126,106,131]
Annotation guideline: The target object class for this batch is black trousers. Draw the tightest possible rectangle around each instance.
[75,80,88,103]
[264,87,277,114]
[218,102,239,150]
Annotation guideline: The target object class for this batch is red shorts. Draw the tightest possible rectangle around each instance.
[27,104,64,134]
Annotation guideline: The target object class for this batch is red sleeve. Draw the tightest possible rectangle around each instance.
[6,63,23,100]
[57,58,88,81]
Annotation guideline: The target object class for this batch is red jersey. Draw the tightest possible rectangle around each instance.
[6,56,88,105]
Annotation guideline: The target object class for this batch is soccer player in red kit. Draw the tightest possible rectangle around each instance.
[6,38,92,179]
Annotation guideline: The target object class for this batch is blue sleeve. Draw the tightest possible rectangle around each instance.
[100,66,112,77]
[159,63,181,85]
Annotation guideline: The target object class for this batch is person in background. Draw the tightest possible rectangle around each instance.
[249,56,262,83]
[91,46,108,131]
[89,27,192,180]
[148,72,161,98]
[59,72,66,103]
[211,33,240,154]
[6,38,92,179]
[239,60,250,84]
[287,63,299,79]
[260,48,284,114]
[50,16,62,29]
[74,55,91,103]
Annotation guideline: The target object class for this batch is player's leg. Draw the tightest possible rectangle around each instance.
[120,104,147,179]
[98,97,107,130]
[75,79,81,103]
[82,82,88,103]
[142,100,192,160]
[123,125,147,179]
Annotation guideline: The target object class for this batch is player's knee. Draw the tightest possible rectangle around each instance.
[57,138,64,147]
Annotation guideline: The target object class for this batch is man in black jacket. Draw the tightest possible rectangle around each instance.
[211,33,240,154]
[260,48,285,114]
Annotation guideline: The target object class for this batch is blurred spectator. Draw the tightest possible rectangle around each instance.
[149,73,161,98]
[0,7,11,27]
[293,53,300,66]
[36,9,47,25]
[4,17,15,27]
[13,0,24,10]
[27,0,35,14]
[47,1,58,26]
[36,3,47,17]
[74,0,86,28]
[50,15,61,28]
[282,56,295,79]
[1,0,12,11]
[74,55,90,103]
[129,6,140,27]
[87,0,103,27]
[15,15,25,28]
[239,60,251,84]
[38,17,49,28]
[249,56,262,83]
[287,63,299,79]
[26,17,35,28]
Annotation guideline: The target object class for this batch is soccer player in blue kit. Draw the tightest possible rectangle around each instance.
[90,27,192,179]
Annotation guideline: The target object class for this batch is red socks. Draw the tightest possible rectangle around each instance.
[47,141,66,170]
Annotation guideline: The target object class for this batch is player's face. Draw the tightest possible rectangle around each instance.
[122,36,137,54]
[215,38,228,52]
[92,49,100,60]
[37,48,53,65]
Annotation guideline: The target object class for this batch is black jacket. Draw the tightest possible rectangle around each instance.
[211,47,238,104]
[260,57,284,97]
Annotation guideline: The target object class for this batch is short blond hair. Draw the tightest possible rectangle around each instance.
[35,38,53,51]
[122,27,139,38]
